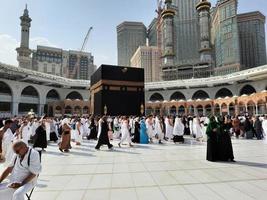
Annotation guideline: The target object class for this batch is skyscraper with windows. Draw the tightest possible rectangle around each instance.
[237,11,267,70]
[148,18,158,46]
[118,0,266,80]
[131,46,161,82]
[172,0,201,65]
[211,0,241,75]
[117,22,147,66]
[32,46,96,80]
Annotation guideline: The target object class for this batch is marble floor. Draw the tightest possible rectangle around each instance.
[1,137,267,200]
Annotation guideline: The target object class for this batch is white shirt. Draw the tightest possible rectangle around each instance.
[262,119,267,135]
[2,128,14,145]
[21,125,31,142]
[8,148,42,183]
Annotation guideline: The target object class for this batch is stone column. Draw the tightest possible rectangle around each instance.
[203,107,206,116]
[194,107,197,116]
[235,104,239,116]
[185,106,188,116]
[12,92,20,116]
[255,105,258,116]
[12,102,19,116]
[38,104,45,116]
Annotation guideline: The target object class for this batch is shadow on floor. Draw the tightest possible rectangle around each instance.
[220,160,267,169]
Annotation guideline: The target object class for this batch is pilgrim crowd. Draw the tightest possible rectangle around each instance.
[0,113,267,199]
[0,114,266,162]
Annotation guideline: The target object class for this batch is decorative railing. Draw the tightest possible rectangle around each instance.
[0,62,91,88]
[146,65,267,90]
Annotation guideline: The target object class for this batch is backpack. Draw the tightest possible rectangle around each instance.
[14,148,32,167]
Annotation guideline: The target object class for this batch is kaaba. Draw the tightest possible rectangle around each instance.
[90,65,144,116]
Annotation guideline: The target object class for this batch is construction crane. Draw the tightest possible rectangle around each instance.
[81,27,93,52]
[68,26,93,79]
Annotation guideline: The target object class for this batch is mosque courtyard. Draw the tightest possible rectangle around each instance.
[1,138,267,200]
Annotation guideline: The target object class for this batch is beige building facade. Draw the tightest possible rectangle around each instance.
[131,46,161,82]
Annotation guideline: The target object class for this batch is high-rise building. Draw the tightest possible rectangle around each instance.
[237,11,267,70]
[67,50,95,80]
[32,46,63,76]
[117,21,147,66]
[117,0,266,81]
[148,18,158,46]
[17,6,96,80]
[130,46,161,82]
[16,5,32,69]
[211,0,241,75]
[172,0,201,65]
[32,46,96,80]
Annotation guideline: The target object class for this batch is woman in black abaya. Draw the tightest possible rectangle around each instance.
[95,116,113,150]
[132,117,140,143]
[217,116,235,162]
[88,117,97,140]
[206,116,219,162]
[33,118,47,151]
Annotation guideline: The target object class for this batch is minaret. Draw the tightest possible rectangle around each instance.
[196,0,212,63]
[16,4,32,69]
[161,0,175,66]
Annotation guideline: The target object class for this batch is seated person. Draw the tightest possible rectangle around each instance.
[0,140,42,200]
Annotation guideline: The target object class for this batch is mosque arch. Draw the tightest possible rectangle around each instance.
[170,91,186,101]
[215,88,233,99]
[0,81,12,95]
[240,85,256,96]
[46,89,60,100]
[149,93,164,102]
[66,91,83,100]
[0,81,12,113]
[21,86,39,98]
[192,90,209,100]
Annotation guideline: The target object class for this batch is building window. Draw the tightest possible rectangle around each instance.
[52,64,56,74]
[44,64,47,73]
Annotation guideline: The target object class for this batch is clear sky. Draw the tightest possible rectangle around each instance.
[0,0,266,67]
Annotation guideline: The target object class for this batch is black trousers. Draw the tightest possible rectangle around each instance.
[95,140,113,149]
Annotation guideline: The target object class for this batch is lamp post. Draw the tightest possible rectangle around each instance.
[140,104,144,116]
[104,105,107,115]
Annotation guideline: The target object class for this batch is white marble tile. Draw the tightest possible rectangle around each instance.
[83,189,110,200]
[160,185,195,200]
[64,175,92,190]
[169,170,200,184]
[110,188,138,200]
[206,183,254,200]
[136,186,166,200]
[131,172,156,187]
[184,184,224,200]
[56,190,85,200]
[150,171,177,185]
[230,181,267,199]
[111,173,134,188]
[87,174,112,189]
[1,137,264,200]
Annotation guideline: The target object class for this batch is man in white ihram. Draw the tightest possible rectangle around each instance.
[0,140,41,200]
